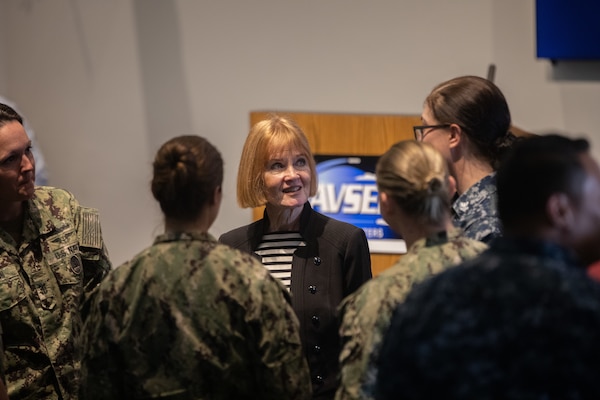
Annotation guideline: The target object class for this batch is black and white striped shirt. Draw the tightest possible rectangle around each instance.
[255,231,306,290]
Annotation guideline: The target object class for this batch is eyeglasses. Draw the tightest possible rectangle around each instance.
[413,124,451,141]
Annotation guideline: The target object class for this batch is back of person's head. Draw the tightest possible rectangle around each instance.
[425,75,515,168]
[497,134,589,232]
[236,115,317,208]
[151,135,223,220]
[0,103,23,127]
[375,256,600,400]
[376,140,451,226]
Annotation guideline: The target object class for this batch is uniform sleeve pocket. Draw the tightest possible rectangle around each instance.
[0,265,27,311]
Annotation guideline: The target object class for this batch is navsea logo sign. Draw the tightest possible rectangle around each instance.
[310,155,406,254]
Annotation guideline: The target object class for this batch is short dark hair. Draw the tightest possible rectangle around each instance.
[375,258,600,400]
[496,134,590,230]
[0,103,23,127]
[151,135,223,220]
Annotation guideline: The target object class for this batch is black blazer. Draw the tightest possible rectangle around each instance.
[220,203,372,399]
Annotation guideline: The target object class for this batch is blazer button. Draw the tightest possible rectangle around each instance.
[315,375,324,384]
[314,345,321,354]
[313,256,322,266]
[311,315,320,325]
[308,285,317,294]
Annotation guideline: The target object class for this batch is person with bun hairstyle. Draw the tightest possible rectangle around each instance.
[414,75,517,243]
[335,140,488,400]
[374,134,600,400]
[81,135,311,399]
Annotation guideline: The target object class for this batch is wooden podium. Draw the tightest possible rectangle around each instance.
[250,111,421,276]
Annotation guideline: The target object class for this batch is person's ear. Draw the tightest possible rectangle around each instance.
[379,191,394,215]
[212,185,222,206]
[546,192,574,231]
[448,123,462,150]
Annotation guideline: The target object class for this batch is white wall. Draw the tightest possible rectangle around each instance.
[491,0,600,146]
[2,0,159,265]
[0,6,6,94]
[1,0,598,266]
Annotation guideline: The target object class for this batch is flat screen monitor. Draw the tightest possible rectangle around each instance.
[536,0,600,61]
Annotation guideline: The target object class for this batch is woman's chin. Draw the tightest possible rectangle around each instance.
[276,199,307,209]
[18,182,35,200]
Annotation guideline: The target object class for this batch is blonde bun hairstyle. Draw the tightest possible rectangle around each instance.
[376,140,451,225]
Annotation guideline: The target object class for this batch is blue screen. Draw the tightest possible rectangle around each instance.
[536,0,600,60]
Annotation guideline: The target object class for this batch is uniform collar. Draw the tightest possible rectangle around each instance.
[154,231,216,244]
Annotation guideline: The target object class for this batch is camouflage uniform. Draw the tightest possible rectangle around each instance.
[452,173,501,244]
[0,321,4,387]
[81,231,312,400]
[336,228,487,400]
[375,237,600,399]
[0,187,111,400]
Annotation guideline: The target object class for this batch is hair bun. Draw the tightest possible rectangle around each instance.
[427,177,442,194]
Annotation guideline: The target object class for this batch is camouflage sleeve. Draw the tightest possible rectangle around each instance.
[74,205,111,293]
[251,273,313,400]
[337,269,414,400]
[0,320,4,384]
[0,380,6,400]
[79,281,126,400]
[360,283,410,399]
[337,292,367,400]
[0,322,8,400]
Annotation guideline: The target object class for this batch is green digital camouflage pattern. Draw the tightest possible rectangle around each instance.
[0,187,111,400]
[81,231,312,400]
[336,228,488,400]
[0,321,4,385]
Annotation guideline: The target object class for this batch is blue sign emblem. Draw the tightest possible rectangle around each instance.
[310,155,405,254]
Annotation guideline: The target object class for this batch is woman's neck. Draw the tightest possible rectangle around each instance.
[164,209,213,234]
[396,215,454,249]
[453,156,493,195]
[265,204,303,232]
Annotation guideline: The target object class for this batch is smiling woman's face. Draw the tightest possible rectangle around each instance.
[263,146,312,211]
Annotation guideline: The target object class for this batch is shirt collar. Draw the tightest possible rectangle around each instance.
[154,231,216,244]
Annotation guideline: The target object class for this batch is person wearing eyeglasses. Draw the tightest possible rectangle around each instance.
[413,75,517,243]
[374,134,600,400]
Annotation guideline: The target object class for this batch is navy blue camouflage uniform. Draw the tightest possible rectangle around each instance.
[452,173,501,243]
